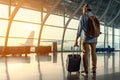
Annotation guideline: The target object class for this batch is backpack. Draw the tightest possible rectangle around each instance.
[85,15,100,38]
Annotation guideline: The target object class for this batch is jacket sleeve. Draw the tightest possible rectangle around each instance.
[77,15,84,38]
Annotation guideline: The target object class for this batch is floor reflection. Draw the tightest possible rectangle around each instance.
[36,54,43,80]
[91,73,96,80]
[4,58,10,80]
[0,56,30,63]
[0,52,119,80]
[53,53,57,63]
[0,56,30,80]
[35,54,51,62]
[67,73,80,80]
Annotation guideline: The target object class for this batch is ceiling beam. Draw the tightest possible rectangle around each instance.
[107,9,120,25]
[99,0,112,21]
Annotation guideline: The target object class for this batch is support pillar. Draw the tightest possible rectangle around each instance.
[53,42,57,53]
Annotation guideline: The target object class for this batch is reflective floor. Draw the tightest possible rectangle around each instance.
[0,52,120,80]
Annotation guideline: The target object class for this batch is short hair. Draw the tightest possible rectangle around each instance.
[83,3,92,11]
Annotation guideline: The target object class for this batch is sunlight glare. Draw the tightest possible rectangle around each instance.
[25,24,35,31]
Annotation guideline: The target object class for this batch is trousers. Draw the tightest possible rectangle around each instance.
[81,40,97,73]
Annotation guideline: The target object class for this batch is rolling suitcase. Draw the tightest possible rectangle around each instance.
[66,46,81,74]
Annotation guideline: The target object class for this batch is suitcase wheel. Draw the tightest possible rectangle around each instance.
[68,72,71,75]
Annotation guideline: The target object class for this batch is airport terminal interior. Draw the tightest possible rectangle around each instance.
[0,0,120,80]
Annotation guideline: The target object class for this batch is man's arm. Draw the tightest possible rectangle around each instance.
[74,36,79,46]
[74,15,84,46]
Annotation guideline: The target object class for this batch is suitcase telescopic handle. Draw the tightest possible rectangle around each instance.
[71,46,80,55]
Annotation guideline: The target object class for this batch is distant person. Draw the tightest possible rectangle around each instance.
[108,45,110,48]
[108,45,111,53]
[74,3,99,76]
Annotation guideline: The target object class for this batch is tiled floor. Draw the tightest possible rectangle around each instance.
[0,52,120,80]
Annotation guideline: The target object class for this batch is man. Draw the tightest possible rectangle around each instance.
[74,4,97,76]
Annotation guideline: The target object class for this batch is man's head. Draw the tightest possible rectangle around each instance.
[82,4,92,14]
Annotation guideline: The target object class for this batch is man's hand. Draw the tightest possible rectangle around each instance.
[74,41,78,47]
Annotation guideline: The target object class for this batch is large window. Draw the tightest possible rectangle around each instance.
[0,4,119,51]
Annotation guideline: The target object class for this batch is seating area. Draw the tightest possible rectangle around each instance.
[96,47,114,52]
[0,46,31,56]
[0,45,54,56]
[35,46,52,55]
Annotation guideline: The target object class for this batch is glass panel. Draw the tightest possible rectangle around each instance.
[100,25,104,34]
[0,20,8,46]
[0,4,8,18]
[0,38,5,46]
[7,21,40,46]
[97,33,104,43]
[108,27,112,35]
[114,36,119,50]
[96,42,104,48]
[14,8,41,23]
[41,26,63,46]
[46,14,64,27]
[41,26,63,39]
[0,20,8,36]
[10,22,40,37]
[68,19,79,29]
[64,29,77,51]
[108,34,112,44]
[115,28,119,36]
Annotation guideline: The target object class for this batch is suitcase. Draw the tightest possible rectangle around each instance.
[66,46,81,74]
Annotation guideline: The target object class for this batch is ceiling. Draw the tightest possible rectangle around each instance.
[0,0,120,28]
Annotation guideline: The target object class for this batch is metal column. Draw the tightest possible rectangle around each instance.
[112,24,115,48]
[2,0,25,54]
[37,0,61,47]
[61,0,85,52]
